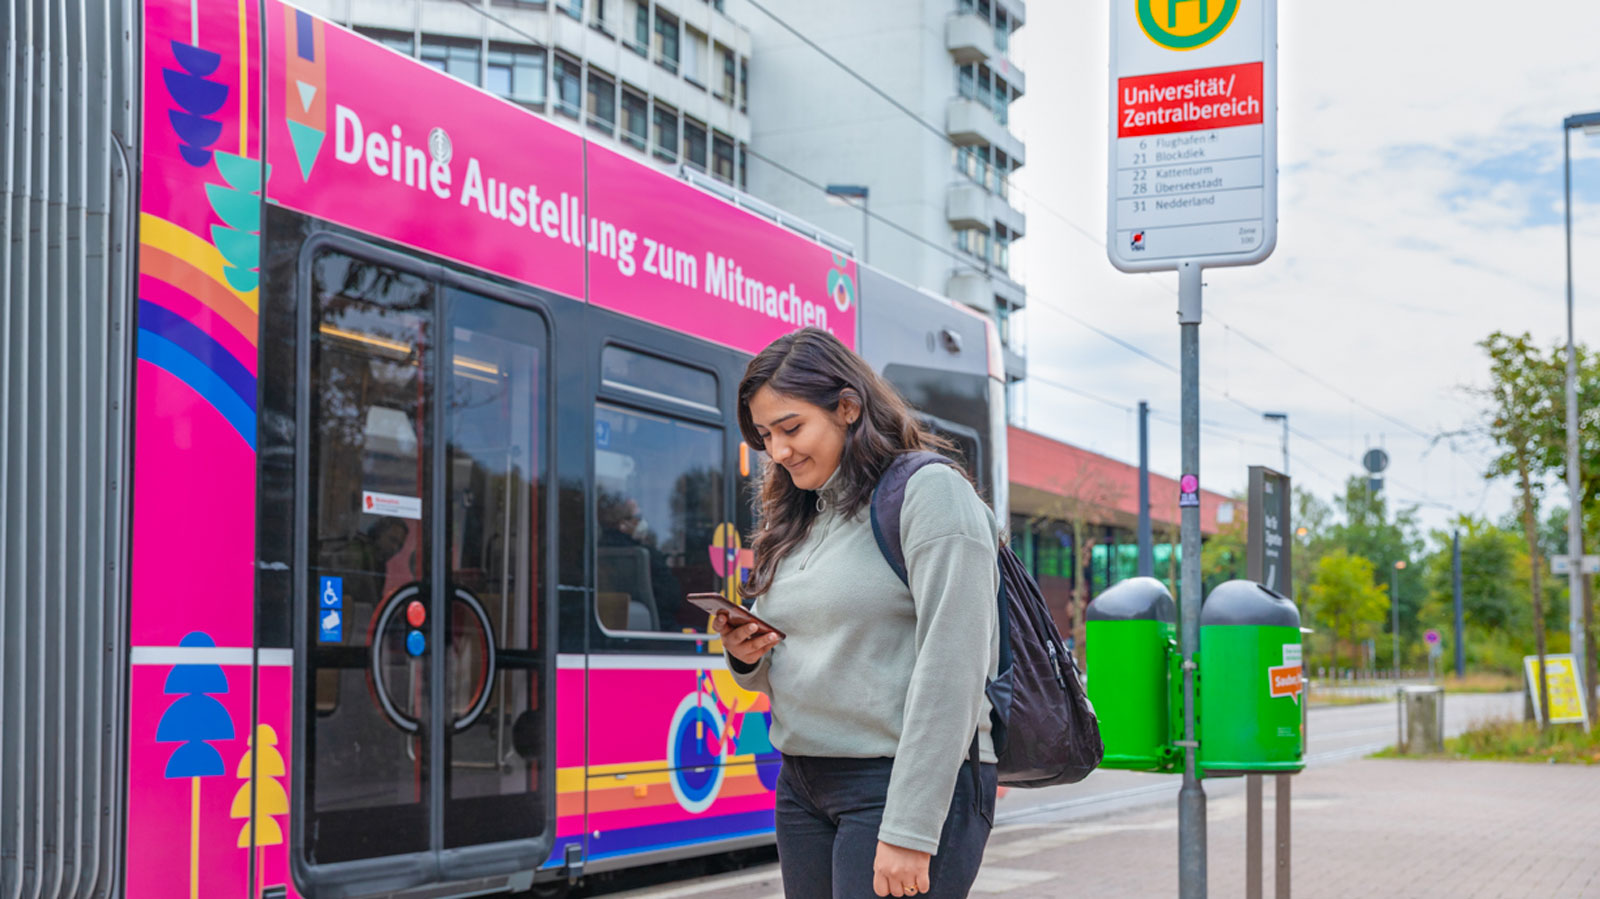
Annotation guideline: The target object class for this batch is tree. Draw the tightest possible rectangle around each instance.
[1477,332,1560,727]
[1200,498,1247,592]
[1025,460,1126,662]
[1306,550,1390,674]
[1325,475,1424,664]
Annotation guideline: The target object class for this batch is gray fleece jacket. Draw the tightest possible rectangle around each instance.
[729,462,1000,855]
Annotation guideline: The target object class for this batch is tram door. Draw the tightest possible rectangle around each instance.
[297,246,556,892]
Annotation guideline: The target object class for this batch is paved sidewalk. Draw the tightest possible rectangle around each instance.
[975,758,1600,898]
[633,757,1600,898]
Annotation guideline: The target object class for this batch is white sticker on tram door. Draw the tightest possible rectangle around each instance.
[363,490,422,520]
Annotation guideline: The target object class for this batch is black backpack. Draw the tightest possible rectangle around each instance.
[869,451,1103,787]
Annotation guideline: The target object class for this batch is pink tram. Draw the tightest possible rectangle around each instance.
[0,2,1006,897]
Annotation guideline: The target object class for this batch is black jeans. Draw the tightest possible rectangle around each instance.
[774,755,997,899]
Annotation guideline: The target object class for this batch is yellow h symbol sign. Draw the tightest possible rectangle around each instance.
[1169,0,1211,28]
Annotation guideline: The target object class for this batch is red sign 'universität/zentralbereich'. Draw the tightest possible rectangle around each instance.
[1118,61,1264,139]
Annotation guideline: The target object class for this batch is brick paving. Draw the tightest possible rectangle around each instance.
[976,758,1600,898]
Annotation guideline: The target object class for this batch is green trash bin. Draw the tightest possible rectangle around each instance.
[1085,577,1179,772]
[1199,580,1305,776]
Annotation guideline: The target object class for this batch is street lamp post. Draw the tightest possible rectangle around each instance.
[825,183,870,265]
[1392,560,1407,680]
[1562,112,1600,722]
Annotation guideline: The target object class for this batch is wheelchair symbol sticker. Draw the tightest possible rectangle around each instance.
[320,576,343,609]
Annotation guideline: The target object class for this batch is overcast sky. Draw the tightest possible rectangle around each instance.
[1007,0,1600,539]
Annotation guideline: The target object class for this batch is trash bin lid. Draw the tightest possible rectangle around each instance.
[1087,576,1176,622]
[1200,579,1300,627]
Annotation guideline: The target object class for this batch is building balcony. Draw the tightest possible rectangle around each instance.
[1003,343,1026,383]
[946,12,997,65]
[948,266,1025,316]
[946,181,1026,237]
[945,97,1025,166]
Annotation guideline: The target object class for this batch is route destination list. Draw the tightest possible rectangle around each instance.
[1114,61,1267,264]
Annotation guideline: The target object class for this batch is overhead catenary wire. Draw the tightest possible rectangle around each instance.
[738,1,1482,491]
[451,0,1474,513]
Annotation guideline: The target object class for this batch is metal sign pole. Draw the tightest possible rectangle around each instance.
[1178,260,1206,898]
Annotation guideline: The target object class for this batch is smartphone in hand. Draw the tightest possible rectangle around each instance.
[686,592,786,641]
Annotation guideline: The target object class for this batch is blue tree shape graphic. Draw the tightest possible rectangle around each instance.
[156,630,235,776]
[165,41,228,167]
[156,631,235,899]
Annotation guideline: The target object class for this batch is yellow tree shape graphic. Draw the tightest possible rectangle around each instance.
[232,724,288,898]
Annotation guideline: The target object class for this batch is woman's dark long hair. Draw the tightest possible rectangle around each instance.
[737,328,953,597]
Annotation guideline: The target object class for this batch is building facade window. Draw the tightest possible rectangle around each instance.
[738,144,748,190]
[682,118,708,172]
[992,74,1010,125]
[631,1,649,54]
[621,87,649,150]
[552,55,582,118]
[652,103,679,161]
[955,227,989,261]
[717,45,736,102]
[739,57,748,113]
[993,148,1009,198]
[487,44,547,106]
[421,37,481,87]
[682,28,706,86]
[712,132,735,184]
[995,8,1010,52]
[957,63,976,100]
[586,70,616,132]
[557,0,582,20]
[992,224,1011,273]
[355,27,413,57]
[653,9,679,73]
[591,0,607,30]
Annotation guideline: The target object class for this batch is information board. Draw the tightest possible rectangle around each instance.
[1523,654,1589,725]
[1247,465,1291,596]
[1108,0,1277,272]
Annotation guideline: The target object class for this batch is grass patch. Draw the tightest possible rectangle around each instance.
[1307,694,1389,707]
[1372,717,1600,764]
[1438,672,1521,694]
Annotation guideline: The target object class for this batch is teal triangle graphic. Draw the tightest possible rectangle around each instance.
[296,80,317,112]
[287,120,325,181]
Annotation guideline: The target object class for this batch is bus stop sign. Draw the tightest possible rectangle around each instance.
[1108,0,1278,273]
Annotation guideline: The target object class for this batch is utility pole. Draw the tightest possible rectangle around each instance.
[1178,261,1206,898]
[1452,531,1464,679]
[1562,112,1600,724]
[1139,400,1153,577]
[1391,560,1406,680]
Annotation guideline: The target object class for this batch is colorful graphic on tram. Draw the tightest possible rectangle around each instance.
[120,3,933,897]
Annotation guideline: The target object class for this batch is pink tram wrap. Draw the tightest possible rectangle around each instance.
[113,2,1001,897]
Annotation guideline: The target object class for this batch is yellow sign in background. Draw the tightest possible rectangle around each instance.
[1523,654,1589,725]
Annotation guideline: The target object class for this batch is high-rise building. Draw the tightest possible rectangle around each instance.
[731,0,1028,391]
[296,0,755,188]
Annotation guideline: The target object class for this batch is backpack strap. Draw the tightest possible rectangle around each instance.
[868,450,956,586]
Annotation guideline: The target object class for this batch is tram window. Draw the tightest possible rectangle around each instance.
[594,404,722,640]
[442,289,550,848]
[600,344,718,411]
[306,252,433,862]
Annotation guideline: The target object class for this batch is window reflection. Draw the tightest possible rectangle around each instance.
[594,404,722,639]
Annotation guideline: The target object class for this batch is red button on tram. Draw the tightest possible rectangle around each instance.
[406,600,426,628]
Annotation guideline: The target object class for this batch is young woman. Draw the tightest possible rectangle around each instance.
[715,328,1000,899]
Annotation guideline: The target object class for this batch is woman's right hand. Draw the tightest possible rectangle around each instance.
[714,613,781,666]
